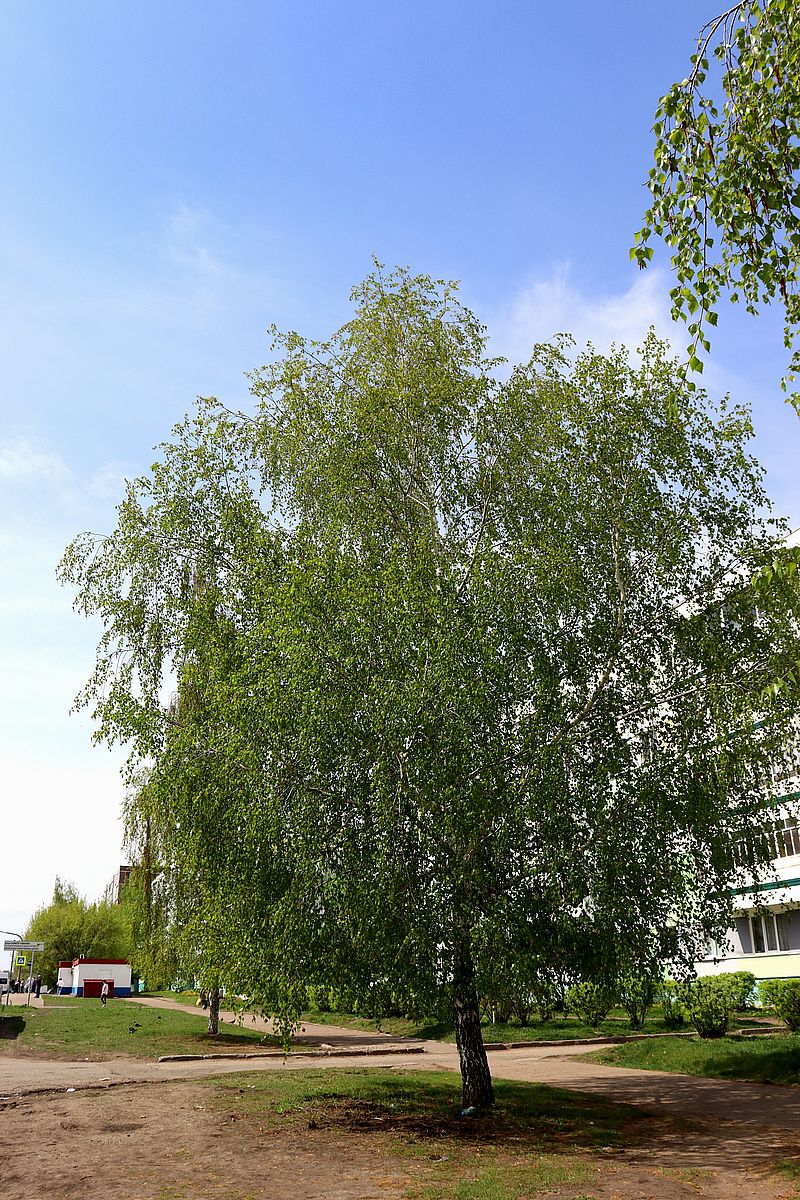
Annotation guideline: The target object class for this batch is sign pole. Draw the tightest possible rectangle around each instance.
[1,931,23,1007]
[2,942,45,1004]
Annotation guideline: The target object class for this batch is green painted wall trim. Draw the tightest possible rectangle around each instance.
[732,875,800,895]
[757,789,800,812]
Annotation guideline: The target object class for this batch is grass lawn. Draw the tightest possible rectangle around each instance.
[301,1006,767,1044]
[586,1032,800,1086]
[0,996,280,1060]
[206,1067,666,1200]
[137,988,200,1004]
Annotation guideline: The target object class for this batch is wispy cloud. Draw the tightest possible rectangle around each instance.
[87,461,135,500]
[163,200,227,278]
[0,435,69,484]
[0,432,135,525]
[487,265,676,366]
[481,264,800,526]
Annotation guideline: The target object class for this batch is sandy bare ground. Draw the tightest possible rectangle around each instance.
[1,1074,796,1200]
[0,1080,414,1200]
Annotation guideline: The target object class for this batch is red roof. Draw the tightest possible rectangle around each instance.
[70,959,130,966]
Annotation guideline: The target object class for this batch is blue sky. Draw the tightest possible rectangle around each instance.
[2,1,799,965]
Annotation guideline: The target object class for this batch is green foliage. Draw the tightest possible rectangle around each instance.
[759,978,800,1030]
[478,961,551,1026]
[59,265,800,1104]
[328,985,359,1015]
[25,879,131,988]
[118,856,181,992]
[635,1,800,401]
[528,975,562,1024]
[297,1006,713,1043]
[679,976,733,1038]
[719,970,757,1011]
[121,767,232,1023]
[306,984,333,1013]
[656,979,686,1030]
[565,982,618,1027]
[618,975,658,1028]
[474,930,576,1029]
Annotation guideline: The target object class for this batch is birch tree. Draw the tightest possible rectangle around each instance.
[634,1,800,399]
[61,266,800,1108]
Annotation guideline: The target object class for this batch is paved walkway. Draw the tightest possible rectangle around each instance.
[2,995,799,1144]
[2,993,43,1008]
[130,993,425,1048]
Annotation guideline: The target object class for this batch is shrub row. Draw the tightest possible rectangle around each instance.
[304,970,800,1041]
[566,972,800,1039]
[563,971,759,1036]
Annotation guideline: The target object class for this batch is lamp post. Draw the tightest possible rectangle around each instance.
[1,930,24,1007]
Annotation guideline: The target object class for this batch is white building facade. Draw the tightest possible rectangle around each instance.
[697,795,800,983]
[56,958,132,997]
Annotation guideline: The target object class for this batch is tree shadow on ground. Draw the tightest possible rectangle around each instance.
[691,1042,800,1086]
[199,1032,277,1047]
[0,1015,25,1040]
[212,1067,800,1183]
[215,1072,665,1152]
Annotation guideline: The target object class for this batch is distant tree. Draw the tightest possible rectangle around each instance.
[26,879,130,987]
[119,785,181,993]
[122,770,226,1034]
[634,1,800,401]
[60,266,800,1108]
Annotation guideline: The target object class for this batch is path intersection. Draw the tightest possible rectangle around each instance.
[1,993,798,1137]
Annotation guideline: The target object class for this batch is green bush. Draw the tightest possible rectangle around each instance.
[759,979,800,1031]
[328,985,358,1014]
[530,977,559,1023]
[386,991,413,1019]
[618,975,657,1028]
[719,970,757,1011]
[479,966,536,1026]
[680,977,732,1038]
[306,984,332,1012]
[510,969,564,1024]
[565,981,617,1027]
[657,979,685,1029]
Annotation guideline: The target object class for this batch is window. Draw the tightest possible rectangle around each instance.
[770,730,800,786]
[750,911,790,953]
[772,817,800,858]
[734,816,800,866]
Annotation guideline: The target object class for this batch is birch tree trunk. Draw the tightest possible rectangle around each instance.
[452,937,494,1109]
[207,985,220,1036]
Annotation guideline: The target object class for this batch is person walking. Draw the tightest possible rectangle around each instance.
[101,980,109,1007]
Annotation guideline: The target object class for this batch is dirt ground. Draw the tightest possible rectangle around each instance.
[4,998,800,1199]
[1,1077,798,1200]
